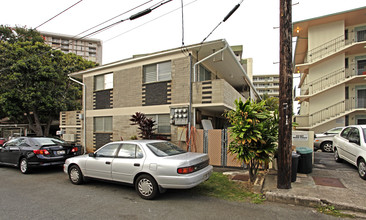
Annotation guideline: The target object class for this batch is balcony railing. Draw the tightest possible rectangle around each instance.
[304,31,366,64]
[193,79,244,109]
[300,63,366,97]
[308,98,360,127]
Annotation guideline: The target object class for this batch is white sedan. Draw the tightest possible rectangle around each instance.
[64,140,213,199]
[333,125,366,180]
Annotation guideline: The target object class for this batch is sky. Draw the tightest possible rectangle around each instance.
[1,0,365,75]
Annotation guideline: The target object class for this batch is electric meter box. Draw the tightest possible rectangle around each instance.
[170,107,188,125]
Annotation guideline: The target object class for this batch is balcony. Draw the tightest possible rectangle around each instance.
[192,79,245,110]
[300,31,366,68]
[296,98,365,129]
[297,65,366,102]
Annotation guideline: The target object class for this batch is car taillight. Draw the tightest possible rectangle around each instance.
[177,166,196,174]
[33,149,50,155]
[71,147,78,153]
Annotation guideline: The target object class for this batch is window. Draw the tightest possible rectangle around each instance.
[143,61,171,83]
[341,127,352,138]
[148,114,171,134]
[94,117,112,132]
[345,86,349,99]
[96,143,119,157]
[147,141,186,157]
[95,73,113,91]
[117,144,143,158]
[345,58,349,69]
[198,65,211,81]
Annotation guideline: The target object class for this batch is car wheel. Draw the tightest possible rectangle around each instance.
[321,141,333,153]
[19,158,30,174]
[69,165,84,185]
[358,159,366,180]
[135,174,159,200]
[334,148,342,163]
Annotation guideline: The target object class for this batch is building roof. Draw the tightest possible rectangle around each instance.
[293,6,366,66]
[69,39,260,98]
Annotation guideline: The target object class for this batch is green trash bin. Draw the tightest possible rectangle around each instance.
[296,147,313,174]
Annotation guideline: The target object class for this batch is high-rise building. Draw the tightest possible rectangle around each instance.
[40,31,102,64]
[252,74,279,97]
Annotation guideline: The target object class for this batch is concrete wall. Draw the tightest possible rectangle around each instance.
[308,20,344,50]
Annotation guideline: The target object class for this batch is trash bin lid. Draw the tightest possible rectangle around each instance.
[296,147,313,154]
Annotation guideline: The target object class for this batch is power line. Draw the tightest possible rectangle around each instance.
[201,0,244,43]
[104,0,197,43]
[35,0,83,30]
[79,0,174,40]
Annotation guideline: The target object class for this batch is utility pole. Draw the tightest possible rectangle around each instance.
[278,0,293,189]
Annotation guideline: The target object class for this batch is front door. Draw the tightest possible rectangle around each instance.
[85,143,120,180]
[112,143,145,184]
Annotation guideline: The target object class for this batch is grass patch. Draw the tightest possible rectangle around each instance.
[317,205,355,218]
[190,172,265,204]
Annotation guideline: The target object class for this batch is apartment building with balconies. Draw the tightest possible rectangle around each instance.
[252,74,279,98]
[294,6,366,133]
[64,39,260,152]
[40,31,102,64]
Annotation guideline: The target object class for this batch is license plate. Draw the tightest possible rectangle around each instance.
[57,150,65,155]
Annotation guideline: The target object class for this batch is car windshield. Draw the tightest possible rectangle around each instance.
[363,128,366,143]
[32,138,65,146]
[147,142,186,157]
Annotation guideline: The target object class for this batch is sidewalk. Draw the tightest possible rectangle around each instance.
[263,167,366,215]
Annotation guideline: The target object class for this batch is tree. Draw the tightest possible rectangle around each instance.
[225,98,278,183]
[0,25,97,136]
[130,112,156,139]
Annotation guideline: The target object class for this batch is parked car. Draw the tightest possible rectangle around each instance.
[314,127,344,152]
[0,137,80,174]
[64,140,213,200]
[333,125,366,180]
[0,138,6,147]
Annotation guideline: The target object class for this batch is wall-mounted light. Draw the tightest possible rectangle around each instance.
[296,27,300,33]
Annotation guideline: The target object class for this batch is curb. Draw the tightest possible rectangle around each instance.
[265,191,366,214]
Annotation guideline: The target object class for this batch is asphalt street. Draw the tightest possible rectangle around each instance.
[0,161,343,220]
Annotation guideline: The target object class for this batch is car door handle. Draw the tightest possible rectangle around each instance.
[134,163,140,167]
[105,161,111,165]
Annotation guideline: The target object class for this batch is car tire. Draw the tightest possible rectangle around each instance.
[334,148,342,163]
[135,174,159,200]
[358,159,366,180]
[69,165,84,185]
[19,158,30,174]
[321,141,333,153]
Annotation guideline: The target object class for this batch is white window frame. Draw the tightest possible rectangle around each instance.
[95,73,113,91]
[94,116,113,132]
[143,61,171,83]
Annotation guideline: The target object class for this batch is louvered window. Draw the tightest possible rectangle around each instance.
[143,61,171,83]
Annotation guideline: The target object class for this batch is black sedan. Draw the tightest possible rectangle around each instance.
[0,137,81,174]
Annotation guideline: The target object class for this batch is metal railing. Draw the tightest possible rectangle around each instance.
[309,98,359,126]
[304,31,366,64]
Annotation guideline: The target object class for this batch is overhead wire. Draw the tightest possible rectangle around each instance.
[79,0,174,40]
[0,0,173,74]
[201,0,244,43]
[35,0,83,30]
[104,0,197,43]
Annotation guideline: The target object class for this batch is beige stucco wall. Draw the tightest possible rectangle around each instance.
[308,20,344,50]
[309,85,344,115]
[307,54,344,83]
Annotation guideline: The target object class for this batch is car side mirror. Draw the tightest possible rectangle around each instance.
[88,153,96,157]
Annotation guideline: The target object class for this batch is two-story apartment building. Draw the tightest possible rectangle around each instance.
[64,39,260,152]
[294,6,366,133]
